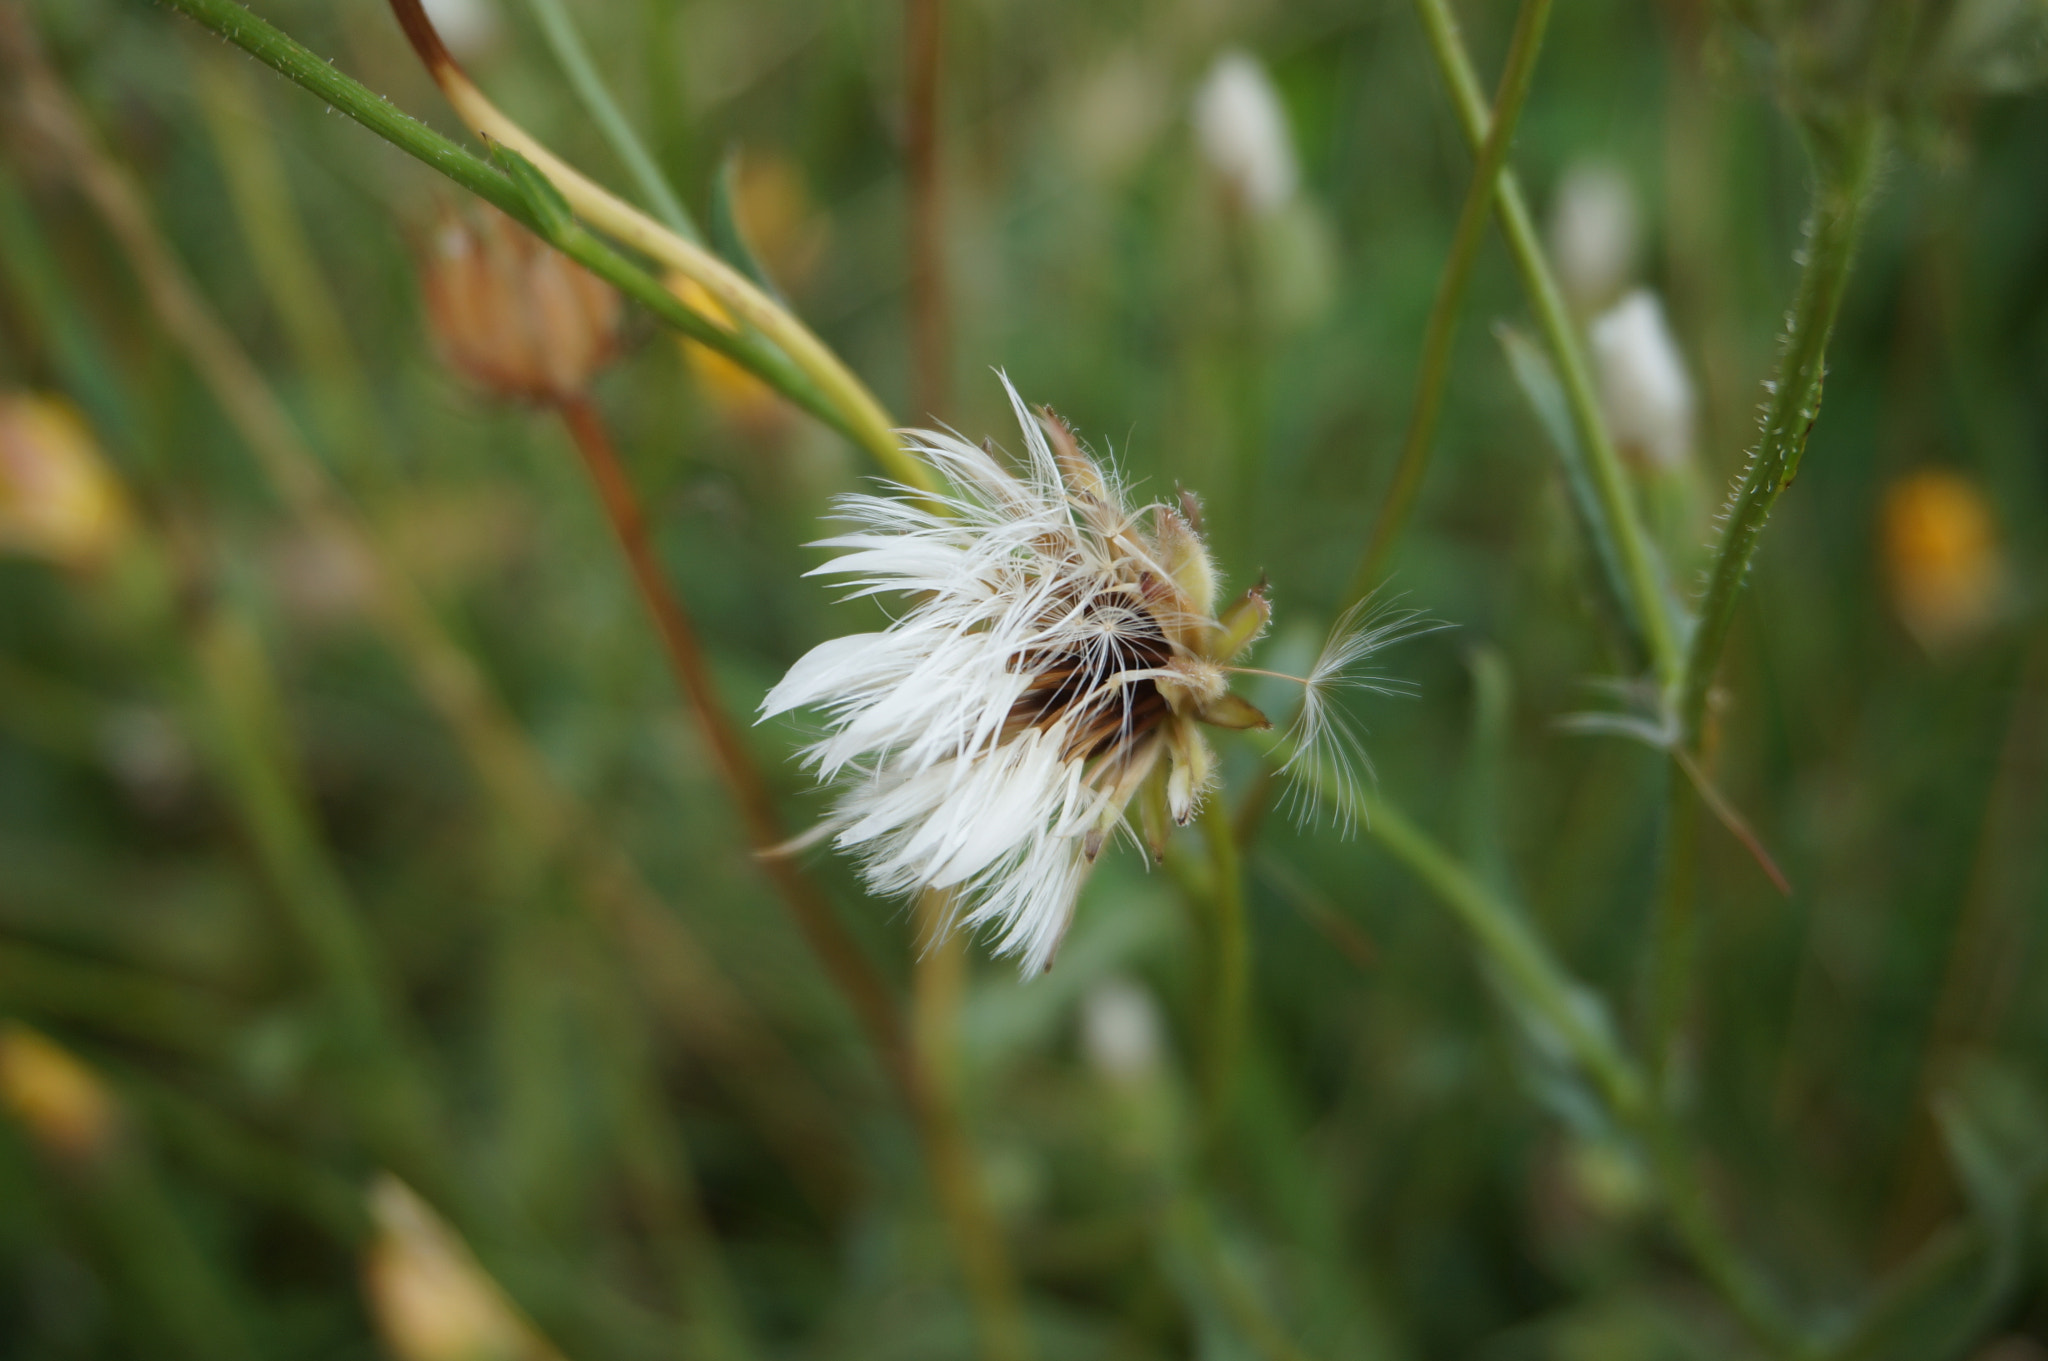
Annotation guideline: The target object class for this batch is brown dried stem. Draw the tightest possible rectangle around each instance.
[556,395,908,1074]
[905,0,949,422]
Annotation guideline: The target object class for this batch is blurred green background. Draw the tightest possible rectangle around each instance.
[1,0,2044,1357]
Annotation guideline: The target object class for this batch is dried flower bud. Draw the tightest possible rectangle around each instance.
[1589,290,1695,472]
[0,1023,119,1165]
[1081,977,1165,1083]
[0,394,130,569]
[364,1175,560,1361]
[1548,161,1639,315]
[420,208,619,404]
[1191,50,1299,216]
[1882,469,2006,651]
[668,273,789,437]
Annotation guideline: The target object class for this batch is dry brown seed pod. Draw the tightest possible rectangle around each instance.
[419,206,619,404]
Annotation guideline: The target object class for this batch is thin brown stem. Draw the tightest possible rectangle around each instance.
[557,395,909,1080]
[895,16,1030,1352]
[911,892,1031,1361]
[559,401,1030,1355]
[905,0,948,422]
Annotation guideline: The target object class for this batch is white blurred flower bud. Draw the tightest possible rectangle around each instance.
[1589,290,1694,472]
[99,705,196,816]
[1067,50,1170,183]
[1191,51,1298,216]
[1548,161,1638,315]
[421,0,501,62]
[1081,977,1163,1083]
[364,1175,559,1361]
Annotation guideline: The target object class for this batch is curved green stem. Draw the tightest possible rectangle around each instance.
[151,0,919,483]
[1409,0,1682,685]
[522,0,701,243]
[1254,729,1813,1352]
[1349,0,1554,602]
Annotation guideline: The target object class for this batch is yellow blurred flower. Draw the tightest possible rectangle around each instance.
[0,394,131,569]
[1882,469,2006,651]
[363,1175,561,1361]
[669,273,791,438]
[0,1023,119,1165]
[726,153,827,291]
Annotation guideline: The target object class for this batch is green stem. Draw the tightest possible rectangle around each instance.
[1646,115,1881,1148]
[1255,729,1813,1351]
[1200,797,1249,1132]
[1348,0,1554,601]
[1250,734,1640,1119]
[190,47,390,495]
[183,606,443,1164]
[151,0,889,468]
[1645,766,1700,1097]
[1170,1196,1322,1361]
[1358,782,1644,1123]
[1676,120,1884,743]
[522,0,702,242]
[1408,0,1682,686]
[0,939,239,1057]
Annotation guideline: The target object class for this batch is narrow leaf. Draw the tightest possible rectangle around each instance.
[492,145,575,242]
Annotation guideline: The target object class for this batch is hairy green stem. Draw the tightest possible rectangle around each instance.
[1349,0,1554,601]
[1645,115,1882,1119]
[1409,0,1681,684]
[1676,121,1884,742]
[522,0,701,242]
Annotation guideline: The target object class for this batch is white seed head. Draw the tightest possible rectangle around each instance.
[1589,290,1696,472]
[1191,50,1299,216]
[762,374,1279,977]
[1548,161,1639,315]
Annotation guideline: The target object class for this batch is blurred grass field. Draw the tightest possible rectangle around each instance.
[1,0,2045,1357]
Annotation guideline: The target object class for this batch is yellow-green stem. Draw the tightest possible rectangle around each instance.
[1348,0,1554,601]
[1199,797,1248,1133]
[1408,0,1682,686]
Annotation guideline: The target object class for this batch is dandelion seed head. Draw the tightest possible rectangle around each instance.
[762,375,1422,976]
